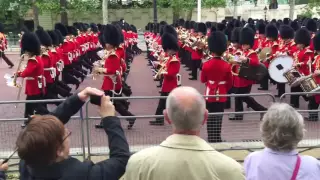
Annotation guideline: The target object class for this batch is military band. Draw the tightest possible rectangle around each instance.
[4,17,320,139]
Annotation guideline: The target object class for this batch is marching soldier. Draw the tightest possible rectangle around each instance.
[229,27,267,120]
[94,24,136,129]
[259,23,279,91]
[185,22,206,80]
[290,28,314,108]
[305,19,317,51]
[225,27,242,109]
[54,23,81,89]
[201,31,232,143]
[0,23,14,68]
[277,25,297,97]
[309,31,320,121]
[151,32,181,126]
[17,32,49,120]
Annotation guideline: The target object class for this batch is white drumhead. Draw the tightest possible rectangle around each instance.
[268,56,294,83]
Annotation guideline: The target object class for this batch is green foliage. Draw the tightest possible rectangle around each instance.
[158,0,226,10]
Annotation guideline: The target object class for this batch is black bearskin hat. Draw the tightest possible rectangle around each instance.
[208,31,227,56]
[163,25,177,39]
[210,26,217,34]
[114,25,124,43]
[240,27,255,47]
[159,25,165,36]
[306,19,317,32]
[160,21,167,26]
[54,30,64,44]
[161,33,179,51]
[47,30,59,46]
[231,27,242,44]
[280,25,294,40]
[184,21,190,29]
[21,32,41,56]
[247,23,256,32]
[54,23,67,37]
[265,24,278,39]
[35,26,52,47]
[234,20,242,27]
[197,23,207,34]
[103,24,121,47]
[257,23,266,34]
[190,21,196,29]
[217,23,226,31]
[66,26,77,36]
[313,32,320,51]
[0,23,4,33]
[90,23,98,33]
[283,18,290,25]
[290,21,300,31]
[130,25,137,33]
[178,19,185,27]
[97,24,103,32]
[294,28,311,47]
[205,22,212,29]
[21,26,29,33]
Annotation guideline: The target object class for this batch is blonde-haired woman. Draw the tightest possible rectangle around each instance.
[244,103,320,180]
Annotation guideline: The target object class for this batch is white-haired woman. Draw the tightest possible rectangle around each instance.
[244,103,320,180]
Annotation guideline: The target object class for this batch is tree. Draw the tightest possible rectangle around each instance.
[158,0,226,22]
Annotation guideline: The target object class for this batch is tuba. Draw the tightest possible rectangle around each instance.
[153,57,169,80]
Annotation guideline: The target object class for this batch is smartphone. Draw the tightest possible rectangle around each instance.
[90,95,102,106]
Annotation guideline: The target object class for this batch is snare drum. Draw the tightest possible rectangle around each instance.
[283,68,305,87]
[299,75,320,96]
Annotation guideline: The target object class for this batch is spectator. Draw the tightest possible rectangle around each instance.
[0,160,8,180]
[244,103,320,180]
[123,86,244,180]
[17,87,130,180]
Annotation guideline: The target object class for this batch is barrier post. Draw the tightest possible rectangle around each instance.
[85,101,92,160]
[80,107,86,160]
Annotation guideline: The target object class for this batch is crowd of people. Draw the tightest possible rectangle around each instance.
[0,86,318,180]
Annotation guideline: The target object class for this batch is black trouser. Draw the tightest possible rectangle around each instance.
[24,94,49,118]
[234,85,267,118]
[155,92,169,122]
[290,86,308,108]
[0,51,14,66]
[225,87,234,109]
[190,59,201,79]
[308,96,319,120]
[104,90,134,118]
[259,73,269,89]
[277,83,285,96]
[206,102,225,143]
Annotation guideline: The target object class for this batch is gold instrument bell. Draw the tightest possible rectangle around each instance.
[259,47,272,62]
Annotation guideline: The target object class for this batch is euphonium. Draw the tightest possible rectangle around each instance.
[223,53,238,64]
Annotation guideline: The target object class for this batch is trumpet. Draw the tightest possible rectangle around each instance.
[153,64,167,80]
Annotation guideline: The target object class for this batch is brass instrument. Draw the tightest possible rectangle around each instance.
[223,53,239,65]
[197,36,207,50]
[259,47,272,62]
[153,57,169,80]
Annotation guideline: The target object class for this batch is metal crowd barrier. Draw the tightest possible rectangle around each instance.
[3,92,320,163]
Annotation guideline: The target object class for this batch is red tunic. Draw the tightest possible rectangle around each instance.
[201,56,232,102]
[41,50,55,84]
[278,40,297,57]
[161,55,180,92]
[101,50,122,91]
[18,56,45,96]
[233,49,259,87]
[294,47,314,76]
[313,55,320,103]
[60,38,73,66]
[261,39,279,68]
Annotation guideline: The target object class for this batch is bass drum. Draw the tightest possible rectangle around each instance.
[269,55,294,83]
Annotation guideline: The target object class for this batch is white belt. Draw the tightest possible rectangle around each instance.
[208,81,226,85]
[44,67,56,78]
[25,76,46,88]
